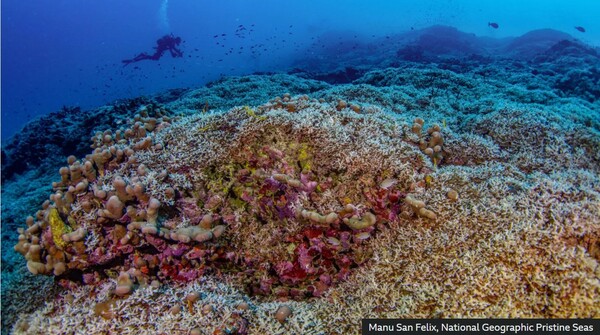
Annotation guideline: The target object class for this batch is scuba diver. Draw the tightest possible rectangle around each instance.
[122,34,183,66]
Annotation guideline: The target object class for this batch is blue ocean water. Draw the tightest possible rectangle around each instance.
[2,0,598,140]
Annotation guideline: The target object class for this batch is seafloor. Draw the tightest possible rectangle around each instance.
[1,26,599,334]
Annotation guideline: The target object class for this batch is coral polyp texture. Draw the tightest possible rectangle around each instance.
[15,95,438,300]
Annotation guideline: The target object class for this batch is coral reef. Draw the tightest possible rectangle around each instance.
[15,95,442,301]
[1,99,172,184]
[11,277,326,335]
[3,31,600,333]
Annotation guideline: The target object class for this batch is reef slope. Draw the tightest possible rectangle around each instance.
[2,51,600,334]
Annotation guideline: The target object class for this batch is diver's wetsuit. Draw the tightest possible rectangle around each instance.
[122,34,183,66]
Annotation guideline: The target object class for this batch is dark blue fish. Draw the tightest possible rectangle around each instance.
[575,26,586,33]
[488,22,499,29]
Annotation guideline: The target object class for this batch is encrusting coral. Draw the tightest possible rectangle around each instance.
[48,208,72,251]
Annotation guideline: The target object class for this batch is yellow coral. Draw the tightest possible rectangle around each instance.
[48,208,72,250]
[244,106,266,120]
[425,175,434,188]
[297,143,312,171]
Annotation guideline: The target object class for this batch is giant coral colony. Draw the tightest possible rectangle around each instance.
[15,95,445,299]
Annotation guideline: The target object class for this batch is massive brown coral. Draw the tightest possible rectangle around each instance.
[14,96,441,300]
[9,93,599,335]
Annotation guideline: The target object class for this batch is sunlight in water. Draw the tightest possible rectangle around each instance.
[159,0,170,32]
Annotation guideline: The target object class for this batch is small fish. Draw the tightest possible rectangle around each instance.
[380,178,397,189]
[488,22,499,29]
[575,26,586,33]
[354,232,371,241]
[327,237,341,246]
